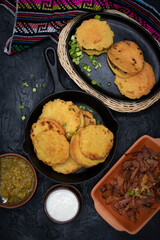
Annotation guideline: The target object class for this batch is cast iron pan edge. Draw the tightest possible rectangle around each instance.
[23,47,119,184]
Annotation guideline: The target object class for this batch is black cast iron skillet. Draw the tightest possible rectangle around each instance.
[66,12,160,101]
[23,47,118,184]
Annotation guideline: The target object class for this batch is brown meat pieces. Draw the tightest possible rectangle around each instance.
[100,146,160,221]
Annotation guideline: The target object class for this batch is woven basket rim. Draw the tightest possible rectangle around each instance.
[57,9,160,113]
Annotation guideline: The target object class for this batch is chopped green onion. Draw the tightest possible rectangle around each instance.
[95,64,99,70]
[87,73,91,77]
[75,47,80,52]
[36,83,38,88]
[128,189,134,195]
[71,35,76,42]
[76,51,82,56]
[94,15,101,20]
[93,114,97,119]
[68,41,72,46]
[79,106,85,110]
[23,82,29,87]
[91,60,97,66]
[70,132,76,136]
[33,88,37,92]
[91,80,97,85]
[88,55,93,61]
[31,74,34,78]
[72,59,77,63]
[42,84,46,88]
[79,54,84,59]
[96,120,101,125]
[97,82,102,87]
[107,82,111,86]
[19,104,24,110]
[22,115,26,121]
[62,123,67,127]
[87,107,93,113]
[66,131,75,137]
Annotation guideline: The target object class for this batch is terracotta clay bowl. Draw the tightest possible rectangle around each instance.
[91,135,160,234]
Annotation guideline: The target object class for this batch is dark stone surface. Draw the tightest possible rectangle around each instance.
[0,1,160,240]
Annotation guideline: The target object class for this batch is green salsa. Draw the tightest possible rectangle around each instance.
[0,156,35,205]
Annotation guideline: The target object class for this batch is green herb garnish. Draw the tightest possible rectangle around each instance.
[96,120,101,125]
[32,88,37,92]
[23,82,29,87]
[21,115,26,121]
[91,80,97,85]
[79,106,86,110]
[87,107,93,113]
[94,15,101,20]
[19,104,24,110]
[97,82,102,87]
[93,114,97,119]
[128,189,134,195]
[69,35,84,65]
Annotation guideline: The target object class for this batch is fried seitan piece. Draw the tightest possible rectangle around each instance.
[52,155,82,174]
[76,18,114,55]
[30,118,65,144]
[33,130,69,166]
[114,61,156,99]
[107,40,144,78]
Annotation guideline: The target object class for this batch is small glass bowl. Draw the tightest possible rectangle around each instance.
[44,184,83,224]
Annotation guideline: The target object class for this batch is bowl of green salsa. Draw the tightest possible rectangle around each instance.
[0,153,37,208]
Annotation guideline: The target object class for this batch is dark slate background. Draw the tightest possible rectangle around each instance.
[0,1,160,240]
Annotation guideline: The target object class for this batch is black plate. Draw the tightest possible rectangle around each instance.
[23,47,118,184]
[66,12,160,101]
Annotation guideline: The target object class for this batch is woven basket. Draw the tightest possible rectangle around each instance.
[57,10,160,112]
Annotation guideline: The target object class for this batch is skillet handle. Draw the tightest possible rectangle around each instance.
[44,47,66,93]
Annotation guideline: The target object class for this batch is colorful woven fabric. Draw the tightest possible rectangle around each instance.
[1,0,160,55]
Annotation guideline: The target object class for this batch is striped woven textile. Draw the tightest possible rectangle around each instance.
[0,0,159,55]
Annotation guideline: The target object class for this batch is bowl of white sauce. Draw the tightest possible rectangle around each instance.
[44,184,82,224]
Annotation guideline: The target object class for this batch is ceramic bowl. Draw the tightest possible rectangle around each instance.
[91,135,160,234]
[0,153,37,209]
[44,184,83,224]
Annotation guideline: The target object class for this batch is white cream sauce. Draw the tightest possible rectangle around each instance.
[46,189,79,222]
